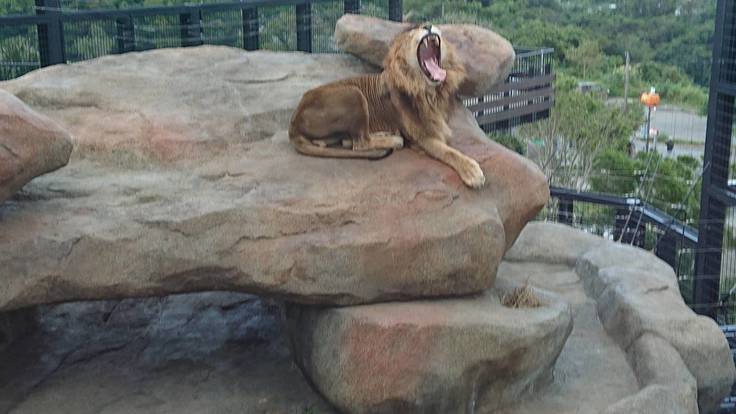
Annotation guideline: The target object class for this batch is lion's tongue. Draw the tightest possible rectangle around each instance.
[424,57,447,82]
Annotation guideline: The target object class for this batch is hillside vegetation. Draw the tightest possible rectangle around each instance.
[404,0,715,113]
[1,0,716,113]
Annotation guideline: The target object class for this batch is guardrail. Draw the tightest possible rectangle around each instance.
[544,186,700,304]
[0,1,555,133]
[465,47,555,132]
[0,0,401,79]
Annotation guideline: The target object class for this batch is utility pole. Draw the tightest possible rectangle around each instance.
[624,51,630,112]
[645,105,652,152]
[641,87,660,153]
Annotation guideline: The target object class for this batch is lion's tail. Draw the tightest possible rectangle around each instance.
[289,130,392,160]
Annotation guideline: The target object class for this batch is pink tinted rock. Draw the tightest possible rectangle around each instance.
[0,89,72,203]
[0,47,547,309]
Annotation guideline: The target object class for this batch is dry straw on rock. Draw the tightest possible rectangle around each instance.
[502,283,542,308]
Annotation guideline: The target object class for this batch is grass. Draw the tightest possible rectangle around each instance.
[502,283,542,308]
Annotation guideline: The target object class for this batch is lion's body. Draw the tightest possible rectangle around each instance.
[288,25,486,188]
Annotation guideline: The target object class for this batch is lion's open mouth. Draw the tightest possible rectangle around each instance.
[417,33,446,83]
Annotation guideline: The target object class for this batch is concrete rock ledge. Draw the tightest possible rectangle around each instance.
[0,90,72,203]
[508,222,736,414]
[0,46,548,310]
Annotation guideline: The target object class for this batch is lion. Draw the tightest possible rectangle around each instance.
[288,24,485,188]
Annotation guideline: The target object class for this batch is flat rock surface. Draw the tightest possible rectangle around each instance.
[0,89,72,203]
[0,46,548,310]
[335,14,516,96]
[496,261,640,414]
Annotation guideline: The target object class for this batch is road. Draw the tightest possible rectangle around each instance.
[608,98,708,143]
[608,98,720,159]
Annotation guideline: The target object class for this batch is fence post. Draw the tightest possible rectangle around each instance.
[35,0,65,67]
[344,0,360,14]
[557,198,573,225]
[694,0,730,319]
[389,0,402,22]
[296,3,312,53]
[242,7,259,51]
[614,208,629,242]
[115,16,135,54]
[655,231,678,270]
[179,8,203,47]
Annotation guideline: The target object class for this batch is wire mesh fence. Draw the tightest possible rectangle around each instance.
[537,187,736,328]
[63,19,116,61]
[0,24,41,79]
[0,0,399,81]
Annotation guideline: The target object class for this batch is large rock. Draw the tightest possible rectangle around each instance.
[576,244,735,413]
[0,89,72,203]
[0,46,548,310]
[509,222,736,413]
[287,283,572,414]
[335,14,516,97]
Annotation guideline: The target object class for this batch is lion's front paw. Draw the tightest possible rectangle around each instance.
[458,159,485,189]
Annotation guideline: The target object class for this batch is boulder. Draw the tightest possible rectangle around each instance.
[287,283,572,414]
[577,245,735,413]
[602,385,694,414]
[335,14,516,96]
[0,89,72,203]
[501,222,732,413]
[0,47,548,310]
[505,222,607,265]
[625,333,698,414]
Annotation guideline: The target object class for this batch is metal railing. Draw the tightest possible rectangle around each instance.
[465,47,555,133]
[0,0,554,133]
[539,187,736,325]
[0,0,401,80]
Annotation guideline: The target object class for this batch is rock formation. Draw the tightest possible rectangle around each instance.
[0,16,732,414]
[0,89,72,203]
[0,47,547,311]
[287,287,572,414]
[508,223,736,414]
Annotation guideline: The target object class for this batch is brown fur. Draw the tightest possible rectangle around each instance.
[288,26,486,188]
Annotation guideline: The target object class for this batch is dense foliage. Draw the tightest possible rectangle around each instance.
[1,0,715,107]
[403,0,714,112]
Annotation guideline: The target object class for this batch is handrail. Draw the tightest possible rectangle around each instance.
[549,186,699,244]
[514,47,555,58]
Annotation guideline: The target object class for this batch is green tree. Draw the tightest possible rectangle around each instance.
[519,77,643,191]
[567,39,602,79]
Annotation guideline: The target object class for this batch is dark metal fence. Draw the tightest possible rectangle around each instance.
[541,187,700,305]
[465,47,554,133]
[0,0,554,132]
[0,0,402,81]
[694,0,736,325]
